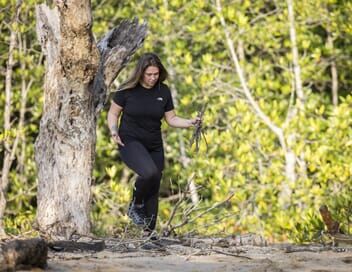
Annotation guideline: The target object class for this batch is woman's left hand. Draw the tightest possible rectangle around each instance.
[190,116,202,127]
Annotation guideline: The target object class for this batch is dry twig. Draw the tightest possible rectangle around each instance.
[211,249,252,259]
[165,192,235,236]
[162,178,199,236]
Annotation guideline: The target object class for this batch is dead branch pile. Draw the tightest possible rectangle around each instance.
[190,103,207,153]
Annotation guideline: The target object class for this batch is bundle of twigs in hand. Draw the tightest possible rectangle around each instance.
[190,103,208,152]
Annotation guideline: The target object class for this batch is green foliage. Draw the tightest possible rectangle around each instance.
[1,0,42,234]
[91,165,132,236]
[1,0,352,242]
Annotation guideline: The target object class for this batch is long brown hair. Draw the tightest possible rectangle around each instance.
[118,53,168,91]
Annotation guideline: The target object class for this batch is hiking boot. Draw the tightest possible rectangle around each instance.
[128,202,146,226]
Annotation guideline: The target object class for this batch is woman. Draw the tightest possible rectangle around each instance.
[107,53,199,237]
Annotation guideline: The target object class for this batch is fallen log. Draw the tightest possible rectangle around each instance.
[0,238,47,271]
[283,245,332,253]
[330,233,352,247]
[48,239,105,252]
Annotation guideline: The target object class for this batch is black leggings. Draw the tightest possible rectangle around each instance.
[119,141,164,231]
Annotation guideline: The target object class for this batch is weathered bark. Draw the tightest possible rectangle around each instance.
[94,18,147,112]
[0,0,23,237]
[35,1,146,239]
[35,2,99,239]
[0,238,47,271]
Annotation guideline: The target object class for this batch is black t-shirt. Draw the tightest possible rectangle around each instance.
[112,82,174,148]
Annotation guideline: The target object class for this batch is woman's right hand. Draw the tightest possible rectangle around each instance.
[111,131,125,146]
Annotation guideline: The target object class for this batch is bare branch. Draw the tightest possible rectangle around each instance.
[162,177,198,235]
[166,192,235,235]
[215,0,286,151]
[287,0,304,108]
[93,19,147,113]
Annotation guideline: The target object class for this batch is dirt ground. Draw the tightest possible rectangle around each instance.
[41,236,352,272]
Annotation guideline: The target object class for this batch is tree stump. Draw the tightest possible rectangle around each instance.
[0,238,47,271]
[319,205,340,234]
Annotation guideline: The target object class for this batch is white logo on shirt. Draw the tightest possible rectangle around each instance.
[156,97,163,101]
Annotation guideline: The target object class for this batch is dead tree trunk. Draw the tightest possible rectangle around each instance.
[35,1,146,239]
